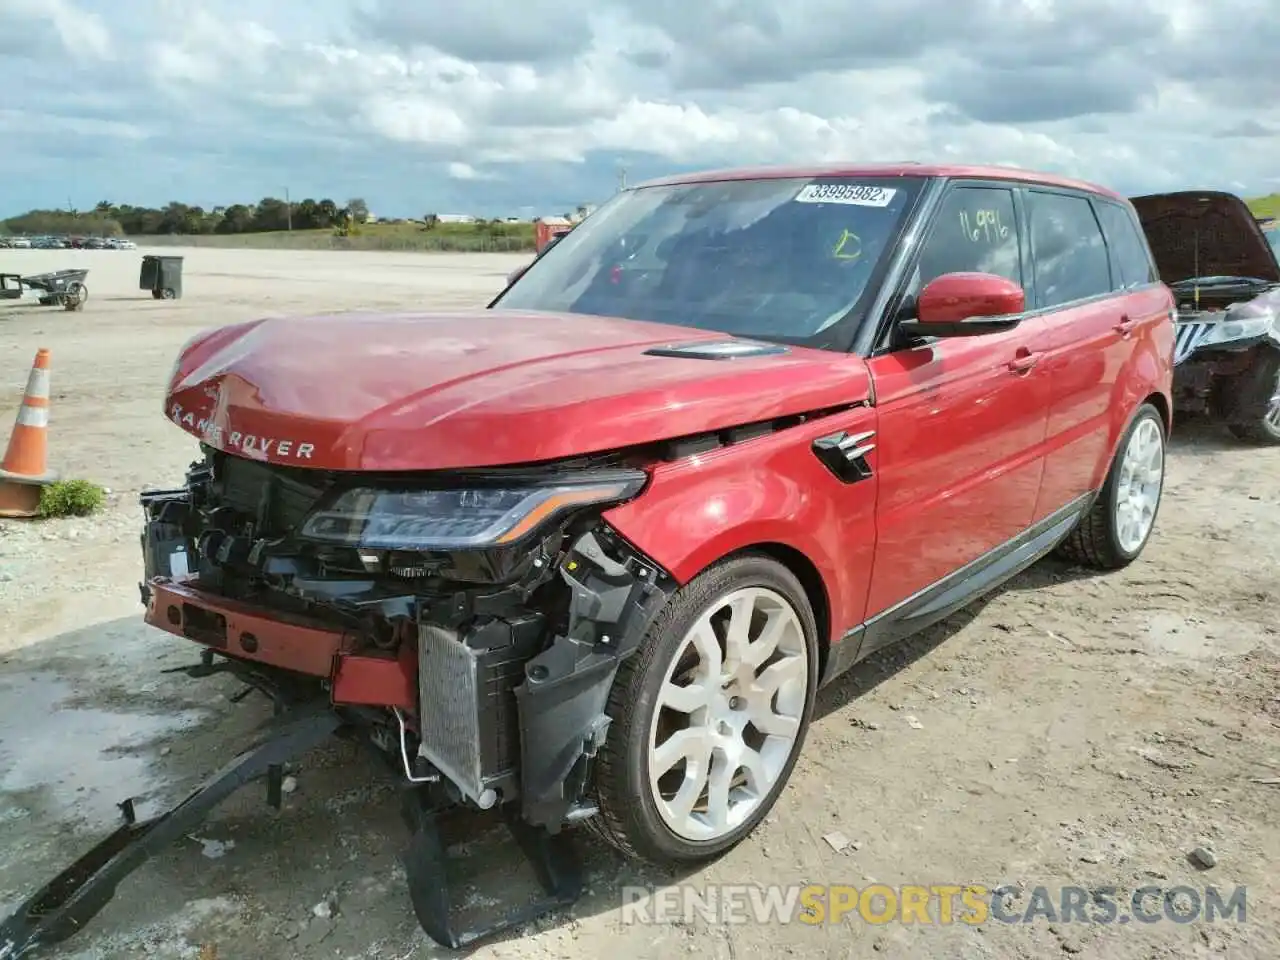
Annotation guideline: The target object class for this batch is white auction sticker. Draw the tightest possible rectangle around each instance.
[793,183,897,207]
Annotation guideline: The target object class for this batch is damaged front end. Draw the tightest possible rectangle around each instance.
[1170,285,1280,428]
[1132,190,1280,437]
[3,447,674,956]
[141,448,674,826]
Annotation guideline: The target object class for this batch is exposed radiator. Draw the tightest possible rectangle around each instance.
[416,616,544,806]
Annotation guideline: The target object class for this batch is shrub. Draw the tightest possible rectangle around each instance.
[39,479,107,518]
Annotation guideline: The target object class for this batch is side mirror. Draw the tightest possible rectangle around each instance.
[901,272,1026,338]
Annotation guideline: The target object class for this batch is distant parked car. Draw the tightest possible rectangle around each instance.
[9,237,30,248]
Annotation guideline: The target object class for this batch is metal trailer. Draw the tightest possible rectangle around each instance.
[0,269,89,311]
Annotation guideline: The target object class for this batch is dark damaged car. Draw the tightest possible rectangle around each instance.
[1132,190,1280,443]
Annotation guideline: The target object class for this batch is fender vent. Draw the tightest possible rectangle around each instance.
[644,340,790,360]
[813,429,876,484]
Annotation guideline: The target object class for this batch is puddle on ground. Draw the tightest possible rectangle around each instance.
[0,670,205,828]
[1142,612,1272,662]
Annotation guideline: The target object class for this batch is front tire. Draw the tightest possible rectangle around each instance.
[587,553,819,866]
[1057,402,1166,569]
[1227,350,1280,444]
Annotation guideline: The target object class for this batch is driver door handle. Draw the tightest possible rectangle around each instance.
[1008,346,1037,374]
[1114,314,1136,337]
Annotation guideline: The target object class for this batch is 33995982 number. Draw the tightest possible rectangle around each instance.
[794,183,898,207]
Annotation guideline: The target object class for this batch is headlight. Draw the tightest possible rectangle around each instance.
[298,472,647,550]
[1199,305,1276,347]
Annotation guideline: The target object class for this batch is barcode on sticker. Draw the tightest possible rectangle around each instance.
[794,183,896,207]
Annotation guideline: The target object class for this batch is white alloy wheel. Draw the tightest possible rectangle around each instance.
[1114,415,1164,554]
[645,586,809,842]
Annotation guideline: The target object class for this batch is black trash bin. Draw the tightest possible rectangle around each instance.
[140,255,184,300]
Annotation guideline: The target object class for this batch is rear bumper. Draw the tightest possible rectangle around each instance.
[142,576,416,711]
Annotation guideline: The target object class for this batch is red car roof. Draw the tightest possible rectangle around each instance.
[635,162,1124,200]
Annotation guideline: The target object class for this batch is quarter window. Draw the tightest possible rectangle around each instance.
[1095,201,1157,290]
[1027,192,1113,307]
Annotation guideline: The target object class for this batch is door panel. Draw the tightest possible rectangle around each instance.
[1024,191,1161,520]
[1035,289,1172,517]
[865,318,1052,617]
[1034,300,1126,518]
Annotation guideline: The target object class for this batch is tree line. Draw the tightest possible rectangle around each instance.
[2,197,372,237]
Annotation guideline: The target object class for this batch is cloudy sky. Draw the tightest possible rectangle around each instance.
[1,0,1277,219]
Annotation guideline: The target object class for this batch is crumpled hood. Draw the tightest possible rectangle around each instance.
[165,309,872,471]
[1130,191,1280,285]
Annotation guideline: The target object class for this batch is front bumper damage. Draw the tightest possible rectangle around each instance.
[2,459,675,954]
[1173,316,1280,421]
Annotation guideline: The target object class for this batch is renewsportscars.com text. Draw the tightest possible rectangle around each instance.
[620,883,1247,927]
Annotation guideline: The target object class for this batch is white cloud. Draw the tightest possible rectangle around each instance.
[1,0,113,60]
[0,0,1277,216]
[447,162,498,180]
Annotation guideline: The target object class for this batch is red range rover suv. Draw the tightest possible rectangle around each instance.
[130,163,1173,940]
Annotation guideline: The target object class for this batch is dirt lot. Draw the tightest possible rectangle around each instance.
[1,247,1277,960]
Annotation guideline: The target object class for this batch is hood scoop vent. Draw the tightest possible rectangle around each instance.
[644,339,791,361]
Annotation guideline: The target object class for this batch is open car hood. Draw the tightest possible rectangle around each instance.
[164,309,873,471]
[1130,191,1280,285]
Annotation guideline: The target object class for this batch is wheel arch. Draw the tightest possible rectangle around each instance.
[603,512,844,682]
[1095,394,1169,489]
[1144,390,1171,435]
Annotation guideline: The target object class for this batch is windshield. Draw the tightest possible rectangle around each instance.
[496,176,925,346]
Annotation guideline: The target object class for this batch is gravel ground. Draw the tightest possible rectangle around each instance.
[0,247,1277,960]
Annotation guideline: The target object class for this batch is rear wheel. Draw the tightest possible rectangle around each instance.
[63,281,86,311]
[1057,402,1166,569]
[1227,350,1280,444]
[587,554,818,866]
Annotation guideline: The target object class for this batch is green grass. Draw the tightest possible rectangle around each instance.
[38,479,107,518]
[1248,194,1280,221]
[139,221,537,253]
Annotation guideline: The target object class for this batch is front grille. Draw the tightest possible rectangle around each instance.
[211,453,331,536]
[1173,320,1215,366]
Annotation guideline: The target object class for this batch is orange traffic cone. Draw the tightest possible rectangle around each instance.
[0,347,58,518]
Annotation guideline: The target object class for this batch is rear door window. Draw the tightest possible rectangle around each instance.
[1095,201,1157,290]
[1027,192,1113,308]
